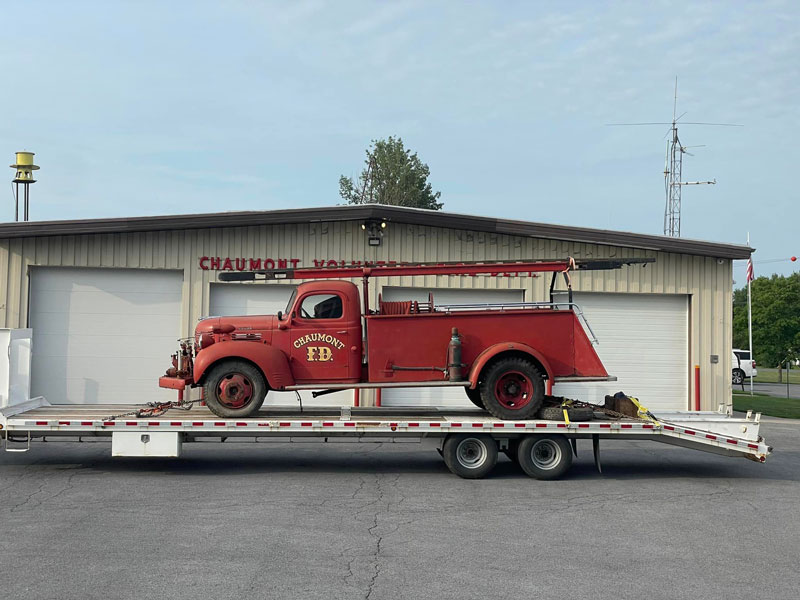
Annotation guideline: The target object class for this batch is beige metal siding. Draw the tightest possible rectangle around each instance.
[0,221,733,410]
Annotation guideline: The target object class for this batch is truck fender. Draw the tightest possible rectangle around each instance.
[468,342,554,389]
[193,341,295,389]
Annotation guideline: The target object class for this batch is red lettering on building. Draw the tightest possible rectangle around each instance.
[235,258,246,271]
[200,256,209,270]
[277,258,287,268]
[222,258,233,271]
[210,257,221,270]
[249,258,262,270]
[264,258,275,269]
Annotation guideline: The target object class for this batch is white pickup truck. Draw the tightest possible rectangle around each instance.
[732,349,757,384]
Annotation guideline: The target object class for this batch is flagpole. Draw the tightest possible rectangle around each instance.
[747,233,754,396]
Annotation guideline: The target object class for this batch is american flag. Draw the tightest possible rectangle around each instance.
[746,257,754,283]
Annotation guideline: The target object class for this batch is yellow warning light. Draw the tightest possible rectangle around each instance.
[10,151,39,183]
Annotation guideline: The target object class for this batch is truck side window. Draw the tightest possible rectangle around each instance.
[299,294,343,319]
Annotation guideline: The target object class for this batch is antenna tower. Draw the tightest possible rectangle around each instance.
[663,81,716,237]
[607,78,741,237]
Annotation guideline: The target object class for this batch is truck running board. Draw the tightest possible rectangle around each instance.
[553,376,618,383]
[286,381,471,391]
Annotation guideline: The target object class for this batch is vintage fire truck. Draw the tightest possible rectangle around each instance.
[158,258,649,420]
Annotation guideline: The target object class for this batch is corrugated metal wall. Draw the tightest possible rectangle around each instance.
[0,220,733,410]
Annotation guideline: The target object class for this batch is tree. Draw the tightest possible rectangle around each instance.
[732,272,800,368]
[339,137,443,210]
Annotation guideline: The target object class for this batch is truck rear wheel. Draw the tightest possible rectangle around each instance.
[442,434,498,479]
[517,435,572,480]
[203,360,267,418]
[480,357,544,420]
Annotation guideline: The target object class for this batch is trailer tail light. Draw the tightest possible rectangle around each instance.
[751,360,756,369]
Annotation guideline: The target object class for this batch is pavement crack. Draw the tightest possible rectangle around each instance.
[364,473,385,600]
[46,470,79,503]
[9,481,46,513]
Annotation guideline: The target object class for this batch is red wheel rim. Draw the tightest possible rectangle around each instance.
[217,372,254,408]
[494,370,533,410]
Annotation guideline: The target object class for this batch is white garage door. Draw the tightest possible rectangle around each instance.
[380,286,525,408]
[553,293,689,410]
[29,268,183,404]
[208,283,353,408]
[209,283,295,317]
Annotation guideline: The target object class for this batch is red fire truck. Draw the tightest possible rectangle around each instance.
[159,258,651,419]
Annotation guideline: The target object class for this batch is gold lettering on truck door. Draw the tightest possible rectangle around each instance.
[305,346,334,362]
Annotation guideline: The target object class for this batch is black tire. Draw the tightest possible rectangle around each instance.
[732,369,745,385]
[538,406,595,422]
[442,434,498,479]
[517,435,573,480]
[465,386,484,409]
[203,360,267,418]
[480,357,545,420]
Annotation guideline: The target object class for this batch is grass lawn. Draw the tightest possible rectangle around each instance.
[752,367,800,384]
[732,391,800,419]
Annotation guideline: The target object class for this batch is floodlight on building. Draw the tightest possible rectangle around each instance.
[10,151,39,222]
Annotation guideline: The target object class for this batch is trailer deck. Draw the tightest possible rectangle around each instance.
[1,400,771,463]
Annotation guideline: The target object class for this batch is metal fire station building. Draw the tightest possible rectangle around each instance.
[0,204,751,411]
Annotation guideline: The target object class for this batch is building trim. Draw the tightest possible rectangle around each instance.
[0,204,752,259]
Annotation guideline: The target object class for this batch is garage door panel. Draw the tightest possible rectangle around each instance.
[30,268,182,404]
[209,284,295,317]
[30,313,179,337]
[265,390,355,407]
[32,270,177,293]
[32,289,181,315]
[33,335,180,360]
[555,293,688,410]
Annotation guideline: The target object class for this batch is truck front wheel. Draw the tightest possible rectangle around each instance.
[203,360,267,418]
[480,357,544,420]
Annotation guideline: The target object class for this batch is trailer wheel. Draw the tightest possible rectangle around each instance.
[465,386,484,409]
[480,357,544,420]
[517,435,572,480]
[203,360,267,418]
[442,434,498,479]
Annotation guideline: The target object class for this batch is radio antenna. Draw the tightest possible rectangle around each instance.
[607,78,741,237]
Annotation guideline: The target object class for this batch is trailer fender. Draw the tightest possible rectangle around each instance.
[193,341,295,389]
[468,342,554,389]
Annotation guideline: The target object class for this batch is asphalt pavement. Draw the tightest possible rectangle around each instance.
[1,421,798,600]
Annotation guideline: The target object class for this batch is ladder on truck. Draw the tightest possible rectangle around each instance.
[217,256,657,313]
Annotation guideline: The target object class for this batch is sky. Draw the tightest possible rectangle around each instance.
[1,0,797,281]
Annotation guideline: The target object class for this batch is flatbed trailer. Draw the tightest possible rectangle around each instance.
[0,329,772,479]
[1,398,771,479]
